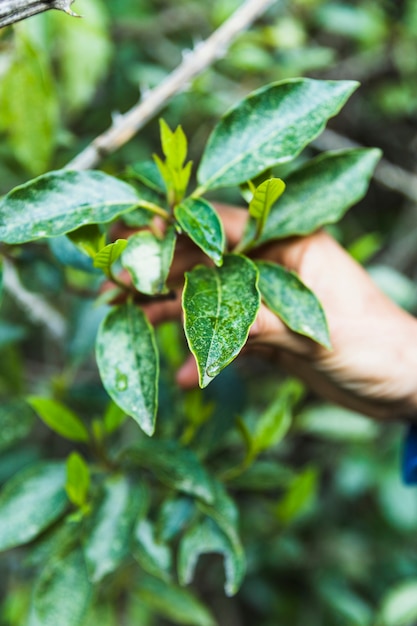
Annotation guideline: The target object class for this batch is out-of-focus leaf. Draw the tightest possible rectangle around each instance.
[126,161,166,194]
[197,478,242,554]
[96,302,159,436]
[27,397,89,442]
[256,261,331,348]
[378,468,417,532]
[65,452,90,508]
[48,236,98,273]
[0,399,34,452]
[174,198,225,266]
[0,462,67,551]
[93,239,128,275]
[376,580,417,626]
[28,545,92,626]
[84,475,146,582]
[178,517,245,596]
[242,149,381,246]
[368,265,417,312]
[296,404,380,442]
[133,518,172,581]
[137,574,216,626]
[124,439,214,504]
[229,461,294,491]
[121,226,176,295]
[197,79,358,190]
[0,170,140,244]
[275,466,318,524]
[103,401,127,435]
[182,254,260,387]
[157,497,195,542]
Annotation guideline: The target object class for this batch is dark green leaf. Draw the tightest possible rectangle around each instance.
[0,462,67,551]
[197,478,242,555]
[157,497,195,542]
[133,518,172,581]
[174,198,225,266]
[182,254,260,387]
[84,475,146,582]
[121,226,176,295]
[28,546,92,626]
[197,79,358,190]
[27,396,90,443]
[228,461,294,491]
[96,302,159,436]
[0,170,140,244]
[243,149,381,246]
[68,224,106,259]
[65,453,90,508]
[0,399,34,452]
[178,517,245,597]
[93,239,128,275]
[256,260,331,348]
[124,439,214,504]
[137,574,216,626]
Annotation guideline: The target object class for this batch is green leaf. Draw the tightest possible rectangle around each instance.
[84,475,146,582]
[124,439,214,504]
[178,517,245,597]
[0,399,34,452]
[103,401,127,435]
[157,497,195,542]
[133,518,172,581]
[256,260,331,348]
[121,226,176,295]
[27,396,90,443]
[197,78,358,190]
[243,149,381,246]
[248,178,286,236]
[93,239,128,275]
[0,462,67,551]
[65,452,90,508]
[0,170,140,244]
[137,574,216,626]
[96,302,159,436]
[182,254,260,388]
[127,160,166,194]
[296,404,380,442]
[275,466,318,524]
[174,198,225,266]
[28,546,92,626]
[68,224,106,259]
[376,581,417,626]
[160,119,188,170]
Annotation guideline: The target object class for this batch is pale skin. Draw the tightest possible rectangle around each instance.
[115,204,417,422]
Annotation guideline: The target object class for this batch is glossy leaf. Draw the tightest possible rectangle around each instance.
[121,226,176,295]
[96,302,159,436]
[27,396,90,443]
[256,261,331,348]
[133,518,172,581]
[249,177,286,237]
[197,78,358,190]
[93,239,128,275]
[137,574,216,626]
[84,475,146,582]
[174,198,225,266]
[124,439,214,504]
[243,149,381,246]
[0,462,67,551]
[65,452,90,508]
[28,546,92,626]
[376,581,417,626]
[178,517,245,596]
[0,170,140,244]
[182,254,260,387]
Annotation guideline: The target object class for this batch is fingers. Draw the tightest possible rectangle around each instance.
[176,354,199,389]
[142,290,183,326]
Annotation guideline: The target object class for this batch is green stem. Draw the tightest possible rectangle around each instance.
[191,185,207,199]
[136,200,171,220]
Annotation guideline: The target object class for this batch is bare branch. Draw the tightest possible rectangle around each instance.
[0,0,78,29]
[67,0,277,171]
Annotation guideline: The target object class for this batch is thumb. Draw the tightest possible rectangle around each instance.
[249,303,311,355]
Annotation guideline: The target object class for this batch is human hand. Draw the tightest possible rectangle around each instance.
[117,204,417,421]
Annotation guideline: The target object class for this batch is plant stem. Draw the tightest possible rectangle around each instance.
[136,200,171,221]
[0,0,78,28]
[66,0,277,170]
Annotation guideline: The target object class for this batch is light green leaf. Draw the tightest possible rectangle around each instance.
[182,254,260,388]
[197,78,358,190]
[0,170,140,244]
[0,462,67,551]
[133,518,172,581]
[249,178,286,235]
[178,517,245,597]
[160,119,188,170]
[256,261,331,348]
[27,396,89,443]
[28,546,92,626]
[84,475,146,582]
[275,466,318,524]
[93,239,128,275]
[376,581,417,626]
[296,404,380,442]
[243,149,381,246]
[66,452,90,508]
[174,198,225,266]
[103,401,127,435]
[121,226,176,295]
[67,224,106,259]
[124,439,214,504]
[137,574,216,626]
[96,302,159,436]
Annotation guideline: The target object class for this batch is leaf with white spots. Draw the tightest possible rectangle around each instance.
[96,302,159,436]
[256,260,331,348]
[133,518,172,581]
[174,198,225,266]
